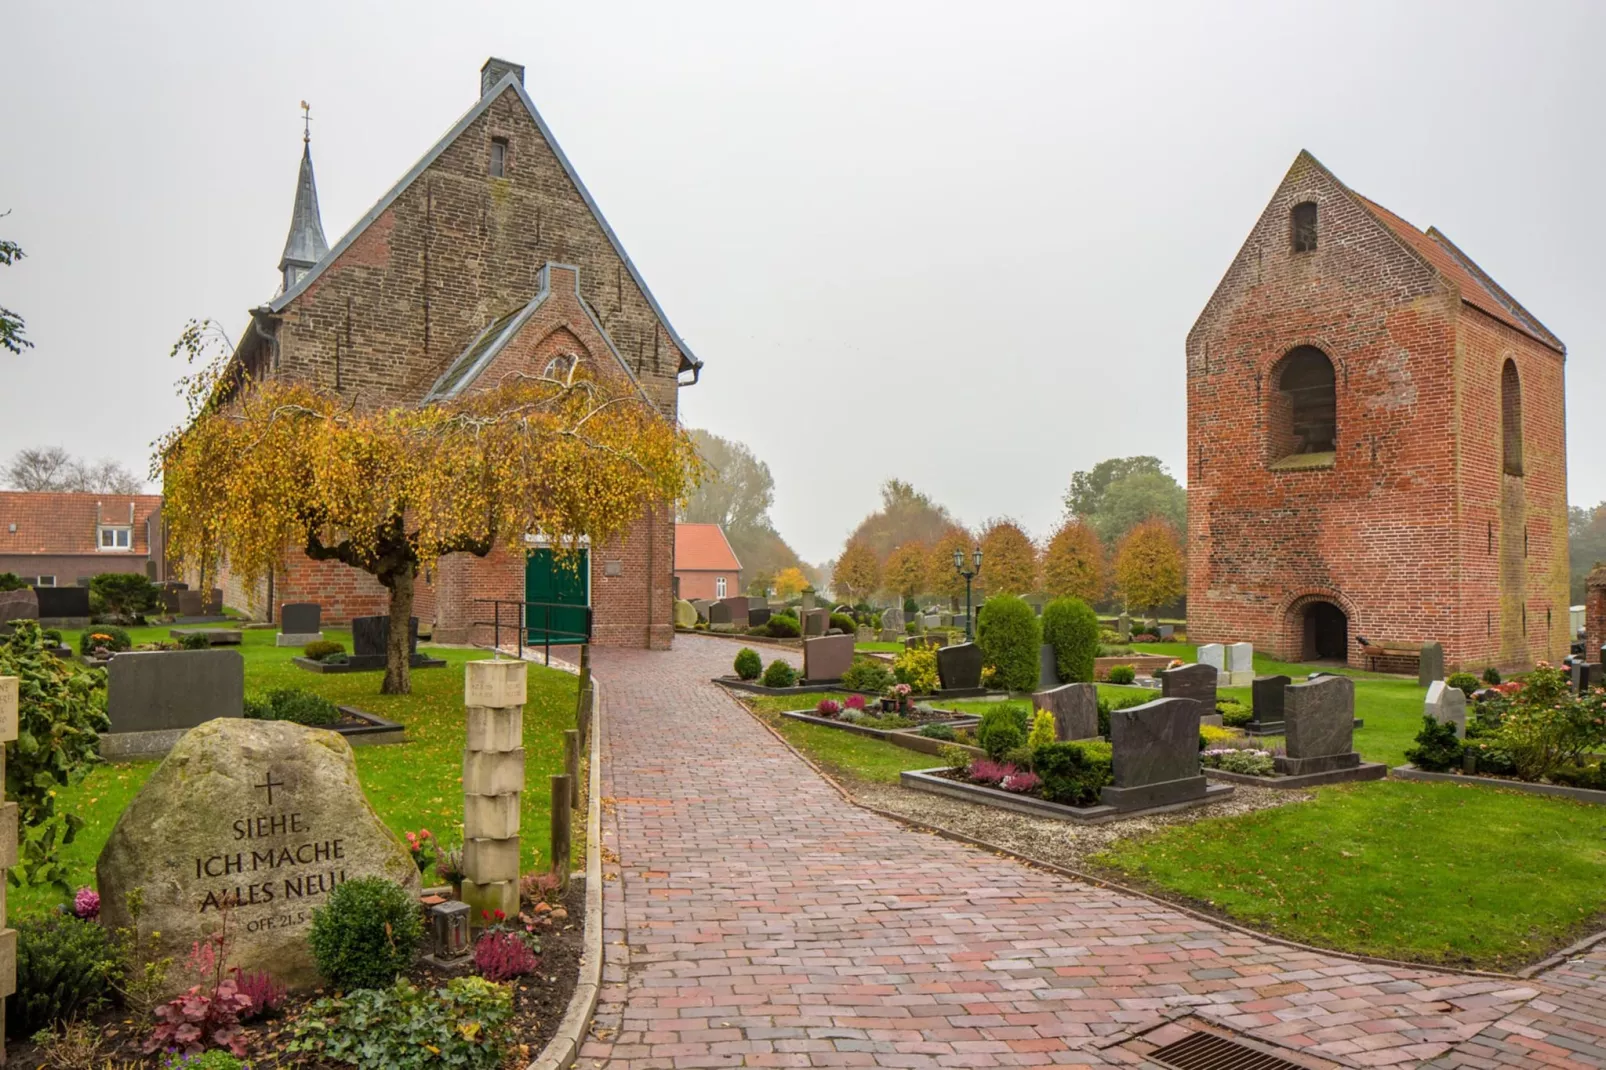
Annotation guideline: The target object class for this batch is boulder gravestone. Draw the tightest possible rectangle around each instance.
[673,599,698,628]
[1424,680,1467,738]
[1249,674,1290,729]
[1033,682,1098,741]
[1275,675,1361,775]
[1158,662,1216,710]
[803,635,855,682]
[1418,642,1445,687]
[96,719,421,993]
[1102,697,1215,810]
[277,602,323,647]
[105,650,245,758]
[935,642,984,692]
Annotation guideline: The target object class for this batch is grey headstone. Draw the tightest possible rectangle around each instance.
[803,608,830,636]
[856,625,873,642]
[280,603,321,635]
[691,599,712,622]
[881,606,905,633]
[1424,680,1467,738]
[1034,682,1098,741]
[1196,643,1225,671]
[1227,642,1253,673]
[1250,675,1291,725]
[880,630,901,643]
[707,601,732,625]
[1117,613,1131,641]
[935,642,983,691]
[1275,674,1359,775]
[803,634,855,683]
[1038,643,1058,690]
[1418,642,1445,687]
[352,615,419,658]
[1158,624,1175,639]
[0,588,39,628]
[107,649,244,734]
[1101,697,1207,810]
[1158,662,1217,709]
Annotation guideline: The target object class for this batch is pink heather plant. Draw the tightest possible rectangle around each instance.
[999,772,1042,794]
[967,759,1017,787]
[816,698,842,716]
[844,694,866,711]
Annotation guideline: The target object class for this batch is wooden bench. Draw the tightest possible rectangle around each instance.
[1360,641,1426,674]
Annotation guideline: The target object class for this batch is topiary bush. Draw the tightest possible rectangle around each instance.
[9,915,119,1039]
[761,660,798,688]
[733,648,763,681]
[178,632,212,650]
[1481,667,1502,685]
[1217,700,1253,728]
[976,704,1029,760]
[765,615,800,639]
[88,572,162,623]
[1446,672,1480,699]
[975,596,1041,692]
[829,613,857,635]
[79,626,132,655]
[1041,597,1099,683]
[243,688,341,727]
[1106,665,1136,685]
[840,659,892,694]
[308,876,424,990]
[302,639,345,661]
[1033,741,1113,806]
[1405,715,1465,772]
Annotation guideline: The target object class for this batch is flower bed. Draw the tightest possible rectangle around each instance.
[1092,655,1174,681]
[1195,727,1386,789]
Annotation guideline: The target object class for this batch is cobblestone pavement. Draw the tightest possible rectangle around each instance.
[580,634,1606,1069]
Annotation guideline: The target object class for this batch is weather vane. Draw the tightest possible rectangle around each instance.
[300,100,312,144]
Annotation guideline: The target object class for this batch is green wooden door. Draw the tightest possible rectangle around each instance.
[525,548,590,645]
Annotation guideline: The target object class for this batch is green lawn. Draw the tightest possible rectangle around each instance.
[854,642,905,653]
[21,627,579,918]
[1096,779,1606,969]
[743,700,937,784]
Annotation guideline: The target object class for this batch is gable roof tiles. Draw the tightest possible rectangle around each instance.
[674,523,741,573]
[0,492,162,556]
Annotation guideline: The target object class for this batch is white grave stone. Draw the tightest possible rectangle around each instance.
[1424,680,1467,738]
[1197,644,1225,672]
[1226,642,1254,686]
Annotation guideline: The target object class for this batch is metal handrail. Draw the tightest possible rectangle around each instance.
[472,598,593,664]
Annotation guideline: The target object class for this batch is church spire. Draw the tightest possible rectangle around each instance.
[278,102,329,294]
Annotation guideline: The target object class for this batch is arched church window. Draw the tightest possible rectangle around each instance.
[1502,358,1524,476]
[1268,346,1336,468]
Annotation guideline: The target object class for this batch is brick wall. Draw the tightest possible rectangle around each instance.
[1187,153,1566,671]
[676,570,740,601]
[0,555,149,586]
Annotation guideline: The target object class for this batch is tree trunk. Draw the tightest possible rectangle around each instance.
[382,567,415,695]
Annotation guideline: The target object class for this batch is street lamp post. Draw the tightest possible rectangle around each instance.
[952,545,983,641]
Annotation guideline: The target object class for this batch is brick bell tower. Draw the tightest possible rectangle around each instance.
[1185,151,1568,672]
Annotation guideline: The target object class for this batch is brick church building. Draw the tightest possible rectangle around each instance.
[219,58,702,649]
[1186,151,1567,671]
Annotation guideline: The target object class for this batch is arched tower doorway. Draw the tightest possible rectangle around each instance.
[1300,601,1348,662]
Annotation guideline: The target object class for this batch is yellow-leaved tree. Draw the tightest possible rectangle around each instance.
[773,566,808,599]
[925,525,975,610]
[1042,517,1105,603]
[1112,517,1184,619]
[158,325,701,694]
[883,540,929,602]
[978,518,1039,597]
[832,539,881,604]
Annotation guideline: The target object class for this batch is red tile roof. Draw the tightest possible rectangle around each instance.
[1351,193,1563,353]
[0,492,163,556]
[674,523,741,573]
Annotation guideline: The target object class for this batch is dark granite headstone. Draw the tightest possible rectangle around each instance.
[35,586,90,619]
[205,589,224,615]
[106,649,245,734]
[803,635,855,683]
[280,603,322,635]
[1574,661,1602,694]
[748,605,771,627]
[1158,662,1216,709]
[1033,682,1098,741]
[353,615,419,658]
[714,597,750,628]
[1101,697,1207,810]
[935,642,983,691]
[177,590,205,617]
[160,587,183,613]
[1038,643,1058,690]
[1274,675,1359,775]
[1250,674,1291,726]
[1418,642,1445,687]
[707,602,732,626]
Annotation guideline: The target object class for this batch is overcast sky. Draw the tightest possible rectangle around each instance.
[3,1,1602,564]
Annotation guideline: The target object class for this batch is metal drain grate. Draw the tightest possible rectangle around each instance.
[1150,1030,1310,1070]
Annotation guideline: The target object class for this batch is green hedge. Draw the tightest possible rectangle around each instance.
[1041,597,1098,683]
[975,595,1040,692]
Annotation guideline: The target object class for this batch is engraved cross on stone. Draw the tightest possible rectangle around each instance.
[256,771,285,805]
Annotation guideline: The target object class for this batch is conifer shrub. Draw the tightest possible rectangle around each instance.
[761,660,798,688]
[1040,597,1099,683]
[1405,715,1465,772]
[308,877,423,990]
[976,704,1030,760]
[10,915,118,1039]
[733,648,763,681]
[975,596,1040,692]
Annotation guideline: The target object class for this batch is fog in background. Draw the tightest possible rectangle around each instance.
[3,0,1601,563]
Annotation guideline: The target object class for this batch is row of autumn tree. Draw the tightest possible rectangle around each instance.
[828,458,1187,616]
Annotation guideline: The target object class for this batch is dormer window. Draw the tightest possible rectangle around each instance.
[98,526,132,551]
[1292,201,1318,253]
[490,137,508,178]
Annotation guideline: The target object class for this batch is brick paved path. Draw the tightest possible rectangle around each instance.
[581,635,1606,1069]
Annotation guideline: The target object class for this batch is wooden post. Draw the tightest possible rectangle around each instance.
[461,661,527,926]
[564,729,581,809]
[0,676,18,1061]
[550,773,572,890]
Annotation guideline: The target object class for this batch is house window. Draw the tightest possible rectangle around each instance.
[489,137,508,178]
[98,526,132,550]
[1502,358,1523,476]
[1268,346,1337,466]
[34,575,55,587]
[1292,202,1318,252]
[715,576,727,598]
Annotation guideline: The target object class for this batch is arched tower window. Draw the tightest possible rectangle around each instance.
[1502,358,1524,476]
[1268,346,1336,466]
[1291,201,1318,253]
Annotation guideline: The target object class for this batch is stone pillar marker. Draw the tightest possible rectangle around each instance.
[462,659,527,923]
[0,676,16,1050]
[1418,642,1445,687]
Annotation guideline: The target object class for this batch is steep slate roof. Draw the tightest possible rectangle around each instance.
[269,71,702,376]
[0,492,163,555]
[674,523,741,572]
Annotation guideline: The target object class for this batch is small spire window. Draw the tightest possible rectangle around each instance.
[1291,201,1318,253]
[489,137,508,178]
